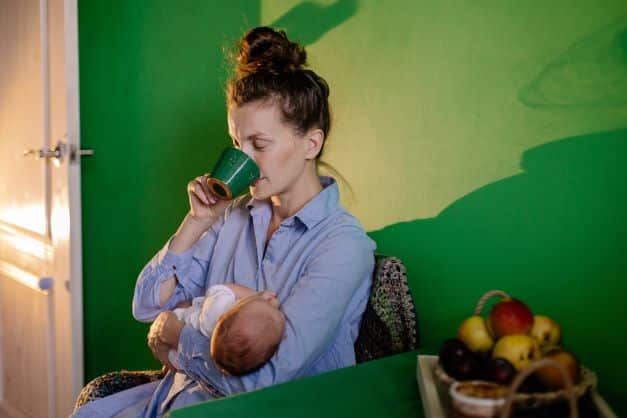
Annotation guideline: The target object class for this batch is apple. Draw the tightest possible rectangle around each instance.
[535,348,580,390]
[529,315,561,348]
[492,334,541,371]
[488,297,534,338]
[458,315,494,353]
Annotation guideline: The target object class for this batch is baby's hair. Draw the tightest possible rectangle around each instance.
[210,300,282,376]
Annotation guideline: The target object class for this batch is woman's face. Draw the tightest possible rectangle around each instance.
[227,100,309,201]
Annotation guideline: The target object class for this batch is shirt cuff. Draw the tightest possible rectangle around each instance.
[178,324,211,362]
[176,324,233,396]
[156,238,203,290]
[157,238,195,274]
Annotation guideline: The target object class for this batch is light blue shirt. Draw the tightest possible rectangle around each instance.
[73,176,376,418]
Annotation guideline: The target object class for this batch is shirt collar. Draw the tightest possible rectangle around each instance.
[246,176,339,230]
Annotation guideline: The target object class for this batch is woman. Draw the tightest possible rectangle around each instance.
[73,26,375,418]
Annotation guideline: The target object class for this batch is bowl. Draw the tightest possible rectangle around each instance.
[450,380,507,417]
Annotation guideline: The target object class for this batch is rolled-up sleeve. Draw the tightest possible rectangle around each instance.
[172,225,375,395]
[132,216,225,322]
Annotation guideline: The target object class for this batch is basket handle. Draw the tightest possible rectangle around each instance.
[499,358,578,418]
[474,290,510,315]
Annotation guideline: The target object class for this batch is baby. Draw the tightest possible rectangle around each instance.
[168,283,285,376]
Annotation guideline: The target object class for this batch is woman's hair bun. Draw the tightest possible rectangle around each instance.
[236,27,306,76]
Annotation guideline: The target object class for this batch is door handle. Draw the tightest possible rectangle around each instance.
[23,140,94,165]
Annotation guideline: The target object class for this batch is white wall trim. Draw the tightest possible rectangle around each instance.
[64,0,85,397]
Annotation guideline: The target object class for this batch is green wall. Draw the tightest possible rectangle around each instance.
[79,1,627,414]
[78,0,261,375]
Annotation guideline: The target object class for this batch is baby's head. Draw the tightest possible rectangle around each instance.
[210,290,285,376]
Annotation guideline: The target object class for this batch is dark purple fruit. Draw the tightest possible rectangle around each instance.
[484,357,517,385]
[439,338,479,380]
[519,374,546,393]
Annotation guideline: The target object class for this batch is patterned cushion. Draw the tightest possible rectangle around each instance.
[74,370,164,411]
[354,255,418,363]
[74,255,418,410]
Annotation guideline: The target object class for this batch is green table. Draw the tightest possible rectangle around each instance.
[169,350,425,418]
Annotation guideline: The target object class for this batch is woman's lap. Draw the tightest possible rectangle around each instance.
[71,380,160,418]
[71,370,218,418]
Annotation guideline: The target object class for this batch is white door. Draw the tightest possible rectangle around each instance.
[0,0,84,417]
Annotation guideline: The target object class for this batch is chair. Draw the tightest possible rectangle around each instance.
[74,255,418,410]
[355,255,418,363]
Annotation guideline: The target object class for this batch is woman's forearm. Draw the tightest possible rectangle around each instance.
[170,212,217,254]
[158,213,217,305]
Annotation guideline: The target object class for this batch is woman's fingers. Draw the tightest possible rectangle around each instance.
[147,334,159,358]
[147,314,166,360]
[187,176,219,206]
[147,332,170,364]
[198,175,218,204]
[188,179,209,205]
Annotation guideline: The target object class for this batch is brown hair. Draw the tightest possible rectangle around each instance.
[210,300,283,376]
[226,27,331,159]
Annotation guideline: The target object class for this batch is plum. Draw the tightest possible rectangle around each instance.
[484,357,517,385]
[439,338,479,380]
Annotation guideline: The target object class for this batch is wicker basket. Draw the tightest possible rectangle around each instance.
[437,289,597,411]
[434,359,597,409]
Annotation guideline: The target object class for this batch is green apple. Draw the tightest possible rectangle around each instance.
[530,315,561,348]
[492,334,541,371]
[457,315,494,353]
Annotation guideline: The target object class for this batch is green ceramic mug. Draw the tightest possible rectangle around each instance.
[206,147,260,200]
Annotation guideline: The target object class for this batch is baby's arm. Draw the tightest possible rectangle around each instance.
[224,283,257,300]
[196,285,238,337]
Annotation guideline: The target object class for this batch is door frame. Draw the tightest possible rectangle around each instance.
[61,0,85,407]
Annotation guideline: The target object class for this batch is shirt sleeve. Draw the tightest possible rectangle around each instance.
[132,216,225,322]
[172,226,376,395]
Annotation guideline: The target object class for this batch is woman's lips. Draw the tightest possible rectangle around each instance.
[252,177,265,187]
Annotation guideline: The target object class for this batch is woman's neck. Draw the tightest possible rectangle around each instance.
[270,170,323,222]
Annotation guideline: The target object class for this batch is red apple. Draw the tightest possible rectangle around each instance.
[488,297,533,338]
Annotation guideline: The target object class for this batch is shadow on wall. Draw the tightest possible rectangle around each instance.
[269,0,359,44]
[368,129,627,410]
[519,14,627,108]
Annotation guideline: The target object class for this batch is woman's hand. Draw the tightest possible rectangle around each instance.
[187,174,230,223]
[148,311,185,366]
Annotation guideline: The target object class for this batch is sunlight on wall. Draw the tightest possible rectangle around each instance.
[262,1,627,231]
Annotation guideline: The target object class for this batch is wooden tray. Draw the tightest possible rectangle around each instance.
[416,355,617,418]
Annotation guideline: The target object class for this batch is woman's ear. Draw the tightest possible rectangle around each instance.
[303,128,325,160]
